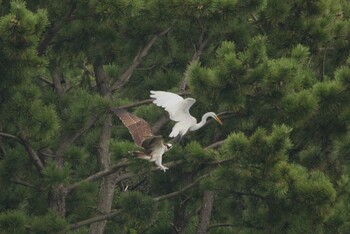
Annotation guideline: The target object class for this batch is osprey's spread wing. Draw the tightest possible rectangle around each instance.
[112,108,162,149]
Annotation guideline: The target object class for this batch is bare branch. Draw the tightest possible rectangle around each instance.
[207,223,236,230]
[117,99,154,109]
[0,132,20,141]
[154,174,209,202]
[205,140,226,150]
[111,27,171,92]
[38,76,54,86]
[66,159,131,193]
[55,111,102,166]
[19,136,45,173]
[151,115,169,134]
[10,177,40,190]
[205,158,233,166]
[181,30,209,91]
[1,132,44,173]
[69,210,122,230]
[250,13,265,35]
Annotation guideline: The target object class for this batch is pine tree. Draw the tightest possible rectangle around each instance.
[1,0,350,234]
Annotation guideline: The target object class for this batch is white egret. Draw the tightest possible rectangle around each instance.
[112,108,172,172]
[150,91,223,139]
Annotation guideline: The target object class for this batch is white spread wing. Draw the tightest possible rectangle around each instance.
[150,91,196,122]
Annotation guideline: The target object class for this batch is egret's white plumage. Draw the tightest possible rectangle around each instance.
[150,91,223,138]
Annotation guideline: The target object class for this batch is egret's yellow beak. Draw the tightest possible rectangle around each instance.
[214,115,223,125]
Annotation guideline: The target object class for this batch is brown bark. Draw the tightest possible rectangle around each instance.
[180,31,209,91]
[88,60,116,234]
[51,69,64,96]
[196,191,215,234]
[48,184,68,216]
[172,197,188,234]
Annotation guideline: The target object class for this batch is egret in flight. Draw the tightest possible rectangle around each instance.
[150,91,223,139]
[112,108,172,172]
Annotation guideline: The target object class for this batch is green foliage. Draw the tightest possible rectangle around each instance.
[1,0,350,233]
[0,210,28,234]
[110,140,138,160]
[31,210,68,234]
[119,191,156,224]
[42,160,72,187]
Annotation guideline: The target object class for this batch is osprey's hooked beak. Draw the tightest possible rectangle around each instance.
[165,143,173,150]
[214,115,223,125]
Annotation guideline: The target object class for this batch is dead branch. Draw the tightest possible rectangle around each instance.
[10,177,41,191]
[205,140,226,150]
[66,159,131,193]
[154,174,209,202]
[0,132,44,174]
[207,223,236,230]
[181,30,209,91]
[38,76,54,86]
[69,210,122,230]
[111,27,171,92]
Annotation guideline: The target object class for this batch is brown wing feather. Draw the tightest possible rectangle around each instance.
[112,108,154,147]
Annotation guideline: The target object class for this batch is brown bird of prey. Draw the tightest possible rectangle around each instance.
[112,108,172,172]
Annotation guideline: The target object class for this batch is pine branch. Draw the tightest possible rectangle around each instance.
[19,137,45,173]
[37,1,77,54]
[117,99,154,109]
[10,177,40,190]
[38,76,54,86]
[69,210,122,230]
[154,174,209,202]
[207,223,236,230]
[111,27,171,92]
[68,160,183,230]
[181,29,209,91]
[0,132,44,173]
[55,112,102,165]
[205,140,226,150]
[0,132,20,141]
[66,160,131,193]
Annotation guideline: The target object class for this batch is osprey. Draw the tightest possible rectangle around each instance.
[150,90,223,139]
[112,108,172,172]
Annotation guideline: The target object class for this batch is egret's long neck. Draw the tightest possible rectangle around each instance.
[190,112,213,131]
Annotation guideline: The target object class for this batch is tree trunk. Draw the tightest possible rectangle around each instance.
[88,174,117,233]
[88,113,115,234]
[89,60,115,234]
[48,184,67,216]
[196,191,215,234]
[172,197,188,234]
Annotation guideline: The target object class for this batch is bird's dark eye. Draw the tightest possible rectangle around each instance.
[166,144,172,149]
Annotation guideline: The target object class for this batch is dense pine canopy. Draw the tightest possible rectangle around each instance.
[1,0,350,233]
